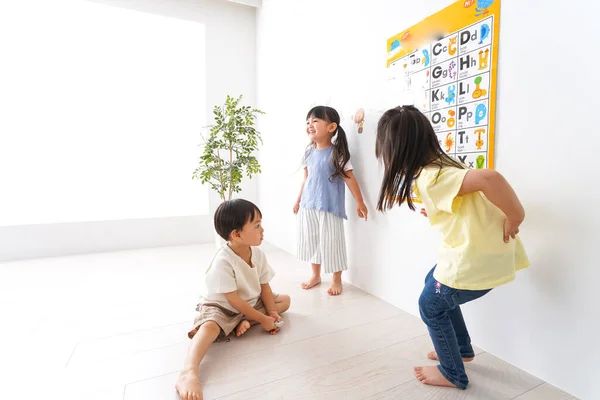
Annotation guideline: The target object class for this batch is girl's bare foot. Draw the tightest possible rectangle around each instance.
[414,366,458,388]
[327,281,343,296]
[235,320,251,337]
[427,351,474,362]
[327,271,343,296]
[175,369,203,400]
[301,276,321,290]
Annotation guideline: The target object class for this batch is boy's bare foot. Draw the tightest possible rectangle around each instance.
[327,281,343,296]
[235,320,251,337]
[414,366,458,388]
[301,276,321,290]
[176,370,203,400]
[427,351,474,362]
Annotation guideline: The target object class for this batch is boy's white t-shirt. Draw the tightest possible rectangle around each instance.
[203,245,275,313]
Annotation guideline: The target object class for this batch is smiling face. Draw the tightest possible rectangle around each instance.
[306,114,337,145]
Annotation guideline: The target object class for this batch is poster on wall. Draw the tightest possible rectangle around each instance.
[386,0,500,170]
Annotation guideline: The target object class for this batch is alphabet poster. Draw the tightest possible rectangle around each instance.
[386,0,500,169]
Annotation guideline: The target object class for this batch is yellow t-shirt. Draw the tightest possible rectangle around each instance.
[414,165,530,290]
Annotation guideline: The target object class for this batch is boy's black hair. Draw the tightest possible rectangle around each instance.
[214,199,262,241]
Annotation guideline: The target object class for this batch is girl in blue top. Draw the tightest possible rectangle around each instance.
[293,106,368,296]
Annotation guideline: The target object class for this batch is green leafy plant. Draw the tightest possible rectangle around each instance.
[193,95,265,201]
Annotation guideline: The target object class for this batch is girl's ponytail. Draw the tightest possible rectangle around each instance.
[330,123,351,181]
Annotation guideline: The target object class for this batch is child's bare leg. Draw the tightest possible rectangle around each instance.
[327,271,343,296]
[275,294,291,314]
[176,321,221,400]
[301,264,321,289]
[238,295,290,336]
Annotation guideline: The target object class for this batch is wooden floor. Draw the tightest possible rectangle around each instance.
[0,244,576,400]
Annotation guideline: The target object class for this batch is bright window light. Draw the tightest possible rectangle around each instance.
[0,0,207,226]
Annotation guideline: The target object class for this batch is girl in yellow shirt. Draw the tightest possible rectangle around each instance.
[375,105,529,390]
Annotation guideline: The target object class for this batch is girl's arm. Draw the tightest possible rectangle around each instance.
[293,167,308,214]
[343,170,368,221]
[458,169,525,241]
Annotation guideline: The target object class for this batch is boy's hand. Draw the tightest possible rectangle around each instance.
[503,218,521,243]
[420,208,428,217]
[357,201,368,221]
[267,310,282,322]
[260,315,279,334]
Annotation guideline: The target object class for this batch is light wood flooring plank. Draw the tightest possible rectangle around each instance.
[513,384,579,400]
[366,352,543,400]
[124,313,426,400]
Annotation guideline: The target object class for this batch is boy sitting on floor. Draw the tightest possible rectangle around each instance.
[176,199,291,400]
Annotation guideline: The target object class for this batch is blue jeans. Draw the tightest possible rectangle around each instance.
[418,266,491,389]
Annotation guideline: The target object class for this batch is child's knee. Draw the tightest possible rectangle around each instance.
[278,294,291,312]
[201,320,222,336]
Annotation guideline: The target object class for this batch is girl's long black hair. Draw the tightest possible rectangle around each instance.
[304,106,351,181]
[375,105,465,212]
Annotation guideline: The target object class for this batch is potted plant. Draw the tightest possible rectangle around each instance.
[193,95,264,246]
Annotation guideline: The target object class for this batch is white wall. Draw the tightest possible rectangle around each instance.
[84,0,260,217]
[257,0,600,398]
[0,0,258,261]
